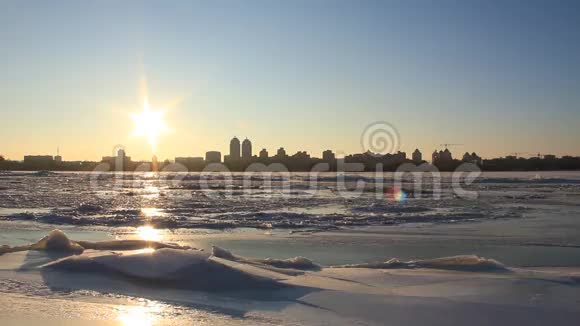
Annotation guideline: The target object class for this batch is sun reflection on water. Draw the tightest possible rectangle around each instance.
[141,207,167,217]
[136,226,162,242]
[142,185,161,199]
[116,303,162,326]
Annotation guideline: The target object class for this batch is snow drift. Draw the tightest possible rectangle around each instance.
[43,248,284,291]
[212,246,320,271]
[2,229,510,295]
[333,255,509,272]
[0,229,191,255]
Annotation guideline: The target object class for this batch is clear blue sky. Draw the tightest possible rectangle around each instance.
[1,0,579,161]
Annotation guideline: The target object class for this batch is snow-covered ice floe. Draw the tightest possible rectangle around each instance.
[1,230,510,275]
[0,229,579,326]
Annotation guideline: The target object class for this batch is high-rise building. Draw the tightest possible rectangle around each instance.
[259,148,268,159]
[101,148,132,170]
[242,138,252,159]
[432,150,439,163]
[322,150,335,161]
[292,151,310,159]
[440,148,452,162]
[205,151,221,163]
[117,149,126,160]
[229,137,240,160]
[462,152,472,162]
[433,149,452,164]
[276,147,287,158]
[462,152,482,165]
[54,147,62,163]
[412,149,422,163]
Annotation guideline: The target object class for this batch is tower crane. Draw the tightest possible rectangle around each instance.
[439,143,464,150]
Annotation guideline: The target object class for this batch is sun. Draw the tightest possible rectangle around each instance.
[130,98,169,151]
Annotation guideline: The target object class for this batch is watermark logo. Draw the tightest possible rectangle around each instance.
[360,121,400,156]
[90,121,482,202]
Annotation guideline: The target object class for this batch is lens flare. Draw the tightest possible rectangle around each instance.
[394,189,407,202]
[386,187,407,203]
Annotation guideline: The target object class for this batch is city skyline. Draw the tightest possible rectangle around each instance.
[8,135,574,166]
[7,133,578,172]
[1,1,579,161]
[1,133,573,163]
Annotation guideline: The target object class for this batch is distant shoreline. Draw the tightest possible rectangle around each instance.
[1,168,580,173]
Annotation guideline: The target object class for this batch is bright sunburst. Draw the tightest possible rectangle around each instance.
[130,98,169,151]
